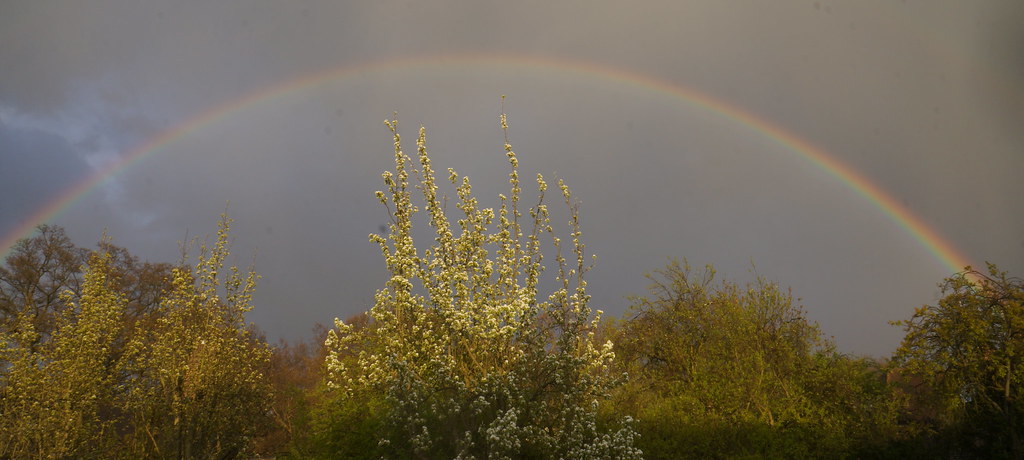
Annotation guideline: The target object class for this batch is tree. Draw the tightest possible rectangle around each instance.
[303,315,387,459]
[0,225,88,342]
[95,238,174,333]
[0,225,172,354]
[0,245,126,458]
[892,264,1024,457]
[0,228,177,458]
[616,260,820,418]
[253,322,332,457]
[0,219,270,459]
[324,114,640,459]
[121,214,272,459]
[610,259,900,458]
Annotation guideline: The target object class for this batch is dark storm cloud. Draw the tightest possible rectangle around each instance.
[1,1,1022,356]
[0,120,92,237]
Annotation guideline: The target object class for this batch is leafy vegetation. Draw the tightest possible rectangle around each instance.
[891,265,1024,458]
[320,116,639,458]
[606,260,908,458]
[0,113,1018,458]
[1,218,271,459]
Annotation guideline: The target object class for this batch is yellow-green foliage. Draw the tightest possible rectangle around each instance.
[324,113,640,459]
[0,217,274,459]
[0,249,126,458]
[612,259,902,458]
[891,264,1024,457]
[121,214,272,459]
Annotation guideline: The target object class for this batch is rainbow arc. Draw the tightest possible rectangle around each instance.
[0,54,976,277]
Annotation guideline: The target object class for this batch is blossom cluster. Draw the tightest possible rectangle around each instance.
[326,113,640,458]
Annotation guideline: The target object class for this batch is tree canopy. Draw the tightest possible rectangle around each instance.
[608,259,904,458]
[892,264,1024,457]
[321,116,640,459]
[0,216,271,459]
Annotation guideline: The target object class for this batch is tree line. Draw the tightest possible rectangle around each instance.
[2,117,1020,458]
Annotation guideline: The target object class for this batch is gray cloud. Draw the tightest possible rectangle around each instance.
[0,120,92,237]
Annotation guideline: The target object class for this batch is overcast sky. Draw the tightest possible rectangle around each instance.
[2,1,1022,357]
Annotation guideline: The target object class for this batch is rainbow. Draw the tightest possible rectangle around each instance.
[0,54,976,276]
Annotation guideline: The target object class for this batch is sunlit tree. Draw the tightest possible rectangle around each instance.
[0,226,172,355]
[324,113,640,459]
[0,247,126,458]
[121,214,272,459]
[892,264,1024,457]
[610,259,902,458]
[617,260,820,419]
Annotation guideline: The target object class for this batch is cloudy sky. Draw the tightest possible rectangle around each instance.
[2,1,1022,357]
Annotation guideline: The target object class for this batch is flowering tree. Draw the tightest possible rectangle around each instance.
[122,215,272,459]
[0,248,126,458]
[324,113,640,459]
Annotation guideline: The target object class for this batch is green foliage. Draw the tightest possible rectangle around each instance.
[892,263,1024,457]
[1,217,272,459]
[253,324,330,456]
[302,383,387,459]
[276,317,387,459]
[611,259,905,458]
[615,260,821,420]
[0,248,126,458]
[121,214,272,459]
[324,114,640,459]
